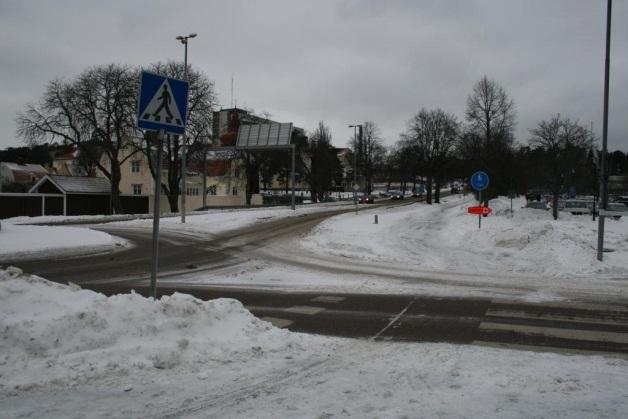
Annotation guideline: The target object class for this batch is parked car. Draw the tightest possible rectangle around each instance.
[359,195,375,204]
[613,197,628,207]
[605,203,628,220]
[525,201,549,210]
[390,192,404,200]
[564,199,593,215]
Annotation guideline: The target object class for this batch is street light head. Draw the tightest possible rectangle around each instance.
[176,36,184,40]
[189,33,197,38]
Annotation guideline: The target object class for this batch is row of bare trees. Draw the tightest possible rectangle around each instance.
[17,62,216,213]
[374,76,596,215]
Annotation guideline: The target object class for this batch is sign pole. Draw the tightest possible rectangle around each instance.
[291,144,296,211]
[150,130,164,299]
[478,190,482,230]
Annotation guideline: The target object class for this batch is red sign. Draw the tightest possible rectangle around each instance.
[468,206,492,215]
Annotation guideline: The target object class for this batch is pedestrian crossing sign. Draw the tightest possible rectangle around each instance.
[137,71,189,135]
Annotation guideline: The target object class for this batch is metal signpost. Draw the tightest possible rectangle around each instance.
[137,71,189,299]
[470,171,490,230]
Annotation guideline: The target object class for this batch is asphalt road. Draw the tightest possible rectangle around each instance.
[10,199,628,356]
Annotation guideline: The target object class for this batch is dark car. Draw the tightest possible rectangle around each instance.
[390,191,404,200]
[359,195,375,204]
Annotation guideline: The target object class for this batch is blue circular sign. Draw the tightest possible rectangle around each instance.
[470,171,489,191]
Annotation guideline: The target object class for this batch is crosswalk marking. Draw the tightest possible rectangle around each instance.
[486,309,628,327]
[284,305,325,315]
[310,296,346,303]
[479,322,628,344]
[261,317,294,328]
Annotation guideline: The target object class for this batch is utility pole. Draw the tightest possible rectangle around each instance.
[349,124,362,213]
[597,0,612,261]
[176,32,197,223]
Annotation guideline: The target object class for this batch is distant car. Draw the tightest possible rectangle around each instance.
[525,201,549,210]
[390,192,404,200]
[564,199,593,215]
[613,197,628,207]
[605,203,628,220]
[359,195,375,204]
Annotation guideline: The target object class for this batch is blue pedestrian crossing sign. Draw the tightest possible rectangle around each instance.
[137,71,189,135]
[470,171,489,191]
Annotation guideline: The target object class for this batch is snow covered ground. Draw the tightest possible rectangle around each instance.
[1,268,627,418]
[0,202,351,260]
[164,195,628,303]
[0,221,128,261]
[109,201,353,236]
[301,195,628,279]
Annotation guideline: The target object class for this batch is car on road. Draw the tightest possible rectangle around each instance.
[390,192,404,200]
[525,201,549,210]
[358,195,375,204]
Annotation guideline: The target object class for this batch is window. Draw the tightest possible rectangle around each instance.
[232,186,238,196]
[131,160,141,173]
[132,184,142,195]
[208,185,217,196]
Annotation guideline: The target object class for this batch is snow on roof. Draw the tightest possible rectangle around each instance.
[32,175,111,194]
[1,162,48,174]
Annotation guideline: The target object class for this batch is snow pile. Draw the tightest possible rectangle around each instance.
[0,267,301,391]
[302,195,628,278]
[0,222,127,260]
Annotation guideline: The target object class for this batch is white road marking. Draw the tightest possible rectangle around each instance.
[479,322,628,344]
[371,299,415,341]
[471,341,628,358]
[486,309,628,326]
[310,296,346,303]
[284,306,325,315]
[490,298,628,313]
[261,317,294,328]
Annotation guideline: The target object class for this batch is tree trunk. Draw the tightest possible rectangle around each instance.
[426,176,433,204]
[552,187,559,220]
[167,193,179,213]
[110,160,123,214]
[434,177,441,203]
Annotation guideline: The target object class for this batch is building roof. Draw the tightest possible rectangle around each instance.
[1,161,49,174]
[30,175,111,194]
[1,161,49,184]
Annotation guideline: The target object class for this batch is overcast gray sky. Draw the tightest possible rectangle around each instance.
[1,0,626,151]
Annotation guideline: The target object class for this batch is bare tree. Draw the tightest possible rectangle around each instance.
[529,115,593,219]
[402,108,459,204]
[141,61,217,212]
[466,75,516,146]
[17,64,138,213]
[464,76,517,201]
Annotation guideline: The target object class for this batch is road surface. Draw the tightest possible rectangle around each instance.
[10,200,628,356]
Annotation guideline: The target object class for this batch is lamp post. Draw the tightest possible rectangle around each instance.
[349,124,362,212]
[176,32,196,223]
[597,0,612,261]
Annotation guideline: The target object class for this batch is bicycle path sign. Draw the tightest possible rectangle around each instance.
[137,71,189,135]
[470,171,489,191]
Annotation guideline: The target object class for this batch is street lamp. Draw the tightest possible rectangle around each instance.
[176,33,196,223]
[349,124,362,212]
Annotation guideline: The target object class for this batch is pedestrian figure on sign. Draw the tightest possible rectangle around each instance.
[152,85,173,123]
